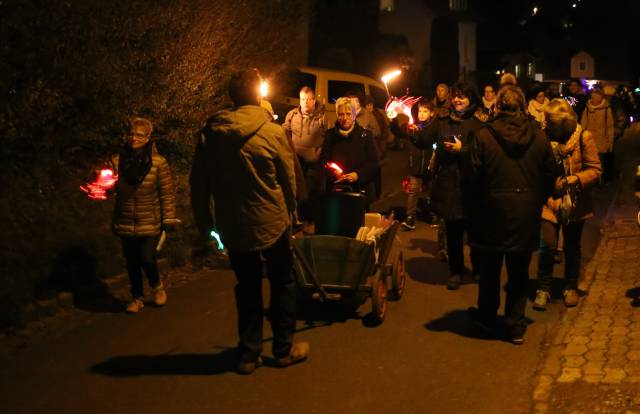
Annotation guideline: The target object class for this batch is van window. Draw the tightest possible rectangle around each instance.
[277,70,317,98]
[370,85,388,109]
[328,80,365,104]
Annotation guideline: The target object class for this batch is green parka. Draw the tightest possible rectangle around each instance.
[111,146,177,237]
[190,105,296,252]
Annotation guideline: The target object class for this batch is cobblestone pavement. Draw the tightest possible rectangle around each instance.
[533,205,640,414]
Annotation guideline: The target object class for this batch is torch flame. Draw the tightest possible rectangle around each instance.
[381,69,402,84]
[80,168,118,200]
[260,81,268,98]
[385,95,422,125]
[325,162,343,175]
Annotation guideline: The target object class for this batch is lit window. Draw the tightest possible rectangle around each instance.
[527,63,534,77]
[515,64,521,78]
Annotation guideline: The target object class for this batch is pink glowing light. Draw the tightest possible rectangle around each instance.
[80,168,118,200]
[385,95,422,125]
[325,162,344,175]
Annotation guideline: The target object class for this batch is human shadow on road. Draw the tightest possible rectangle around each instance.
[626,287,640,307]
[425,310,532,343]
[73,284,125,314]
[90,348,238,376]
[293,295,366,327]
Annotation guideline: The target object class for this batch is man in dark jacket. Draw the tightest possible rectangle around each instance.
[320,96,381,208]
[466,85,557,344]
[190,69,309,374]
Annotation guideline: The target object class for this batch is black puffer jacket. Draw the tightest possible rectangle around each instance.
[466,113,557,252]
[428,107,487,220]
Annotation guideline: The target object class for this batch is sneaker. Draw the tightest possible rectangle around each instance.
[236,356,263,375]
[275,342,310,368]
[509,327,526,345]
[401,216,416,230]
[447,274,462,290]
[126,298,144,313]
[563,289,579,307]
[533,289,550,311]
[154,282,167,306]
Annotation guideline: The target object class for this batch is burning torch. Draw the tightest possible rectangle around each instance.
[381,69,402,97]
[80,168,118,200]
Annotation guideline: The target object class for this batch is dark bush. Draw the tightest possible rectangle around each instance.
[0,0,310,327]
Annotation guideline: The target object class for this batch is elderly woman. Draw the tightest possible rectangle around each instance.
[112,117,178,313]
[534,99,602,310]
[319,96,380,207]
[427,82,487,290]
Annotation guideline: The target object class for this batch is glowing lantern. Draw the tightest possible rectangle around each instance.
[80,168,118,200]
[260,81,269,98]
[385,95,422,125]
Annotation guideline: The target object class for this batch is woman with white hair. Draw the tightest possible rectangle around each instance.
[534,99,602,310]
[319,97,381,207]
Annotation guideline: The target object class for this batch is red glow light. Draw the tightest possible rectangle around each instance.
[80,168,118,200]
[325,162,344,175]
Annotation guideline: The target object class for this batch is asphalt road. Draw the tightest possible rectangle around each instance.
[0,141,620,414]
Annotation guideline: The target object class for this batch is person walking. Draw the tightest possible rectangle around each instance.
[427,82,487,289]
[581,85,615,182]
[466,86,557,344]
[190,68,309,375]
[112,117,178,313]
[533,99,602,310]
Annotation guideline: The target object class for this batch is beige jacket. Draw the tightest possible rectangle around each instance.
[541,125,602,224]
[581,101,614,153]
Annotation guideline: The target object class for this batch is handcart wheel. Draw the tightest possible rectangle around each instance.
[391,250,406,300]
[370,269,387,324]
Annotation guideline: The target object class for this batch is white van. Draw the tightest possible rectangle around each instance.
[271,66,390,124]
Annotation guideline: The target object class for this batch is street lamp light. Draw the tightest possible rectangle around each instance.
[381,69,401,96]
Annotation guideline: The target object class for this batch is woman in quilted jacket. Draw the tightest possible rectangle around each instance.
[112,117,178,313]
[534,99,601,310]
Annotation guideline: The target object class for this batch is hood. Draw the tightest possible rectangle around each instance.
[204,105,271,144]
[487,113,537,158]
[585,100,609,112]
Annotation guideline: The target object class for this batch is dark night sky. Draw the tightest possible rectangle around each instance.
[471,0,640,82]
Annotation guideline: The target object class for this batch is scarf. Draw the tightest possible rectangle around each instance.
[119,141,153,186]
[482,97,496,111]
[338,123,355,137]
[449,103,478,122]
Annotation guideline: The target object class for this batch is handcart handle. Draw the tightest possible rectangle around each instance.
[291,236,330,301]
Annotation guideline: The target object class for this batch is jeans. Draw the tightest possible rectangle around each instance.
[478,250,532,331]
[228,231,296,361]
[537,219,585,292]
[121,235,161,298]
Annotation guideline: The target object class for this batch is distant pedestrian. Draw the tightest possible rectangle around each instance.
[432,83,451,115]
[499,72,517,89]
[466,86,557,344]
[190,68,309,375]
[527,83,549,125]
[482,84,497,116]
[563,78,587,119]
[427,82,487,289]
[581,85,615,182]
[112,117,179,314]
